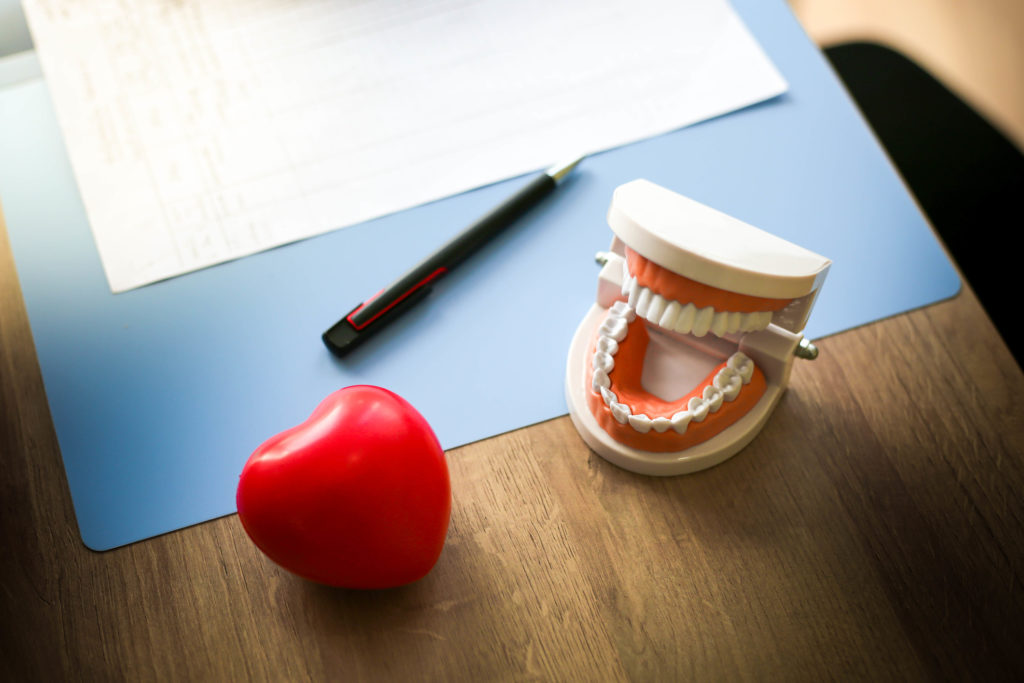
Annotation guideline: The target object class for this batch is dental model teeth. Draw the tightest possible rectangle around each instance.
[609,301,636,321]
[727,352,755,383]
[658,300,681,329]
[634,288,653,318]
[599,317,628,342]
[646,294,668,325]
[651,417,672,433]
[593,351,614,374]
[670,410,691,433]
[621,267,776,338]
[692,306,713,337]
[590,302,757,435]
[687,396,709,422]
[714,367,743,401]
[596,336,618,355]
[703,385,724,412]
[675,303,696,335]
[709,310,728,337]
[627,414,652,433]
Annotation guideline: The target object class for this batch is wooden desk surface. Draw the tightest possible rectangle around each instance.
[2,209,1022,681]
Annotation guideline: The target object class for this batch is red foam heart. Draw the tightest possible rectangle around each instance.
[236,386,450,589]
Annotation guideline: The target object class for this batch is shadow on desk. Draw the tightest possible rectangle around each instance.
[825,42,1024,364]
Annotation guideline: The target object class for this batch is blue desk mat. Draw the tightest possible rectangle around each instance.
[0,0,959,550]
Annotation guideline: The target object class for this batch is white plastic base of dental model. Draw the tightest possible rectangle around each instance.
[565,303,787,476]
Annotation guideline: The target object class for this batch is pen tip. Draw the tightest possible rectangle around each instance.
[546,155,585,184]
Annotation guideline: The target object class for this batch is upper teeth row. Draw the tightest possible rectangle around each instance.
[591,301,755,435]
[621,261,773,337]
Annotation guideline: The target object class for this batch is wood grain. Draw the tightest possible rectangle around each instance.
[2,203,1023,681]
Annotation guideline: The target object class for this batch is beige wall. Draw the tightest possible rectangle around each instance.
[789,0,1024,150]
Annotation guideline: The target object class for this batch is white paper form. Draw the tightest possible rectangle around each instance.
[21,0,787,293]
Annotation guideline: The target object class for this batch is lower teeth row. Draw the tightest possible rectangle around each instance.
[591,301,755,434]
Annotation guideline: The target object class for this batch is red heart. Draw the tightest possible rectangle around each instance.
[236,386,450,589]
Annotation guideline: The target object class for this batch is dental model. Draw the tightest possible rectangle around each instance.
[565,180,831,475]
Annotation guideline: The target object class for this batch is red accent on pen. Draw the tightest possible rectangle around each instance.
[346,267,448,331]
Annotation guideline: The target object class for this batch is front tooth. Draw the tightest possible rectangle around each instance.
[600,387,617,406]
[675,303,696,334]
[610,402,631,424]
[610,300,636,321]
[758,311,773,330]
[670,411,692,433]
[703,385,724,412]
[592,368,610,392]
[651,417,672,433]
[599,316,628,342]
[710,310,728,337]
[688,396,709,422]
[627,280,641,307]
[620,261,631,294]
[740,311,758,332]
[646,294,667,324]
[635,288,653,318]
[692,306,714,337]
[714,367,742,400]
[727,311,742,334]
[596,336,619,355]
[627,414,652,433]
[659,300,681,329]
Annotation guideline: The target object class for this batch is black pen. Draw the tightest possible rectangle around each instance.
[322,155,584,356]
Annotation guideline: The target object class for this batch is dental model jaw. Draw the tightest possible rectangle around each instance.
[565,180,830,475]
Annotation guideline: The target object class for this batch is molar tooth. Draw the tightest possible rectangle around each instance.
[646,294,667,325]
[703,385,724,412]
[687,396,709,422]
[728,351,748,366]
[710,310,728,337]
[623,276,637,300]
[714,367,742,400]
[658,300,681,329]
[592,351,614,374]
[692,306,714,337]
[674,303,696,334]
[670,411,692,433]
[651,417,672,433]
[592,368,610,392]
[610,300,636,322]
[627,414,653,433]
[740,359,755,382]
[598,316,628,342]
[596,336,619,355]
[610,402,631,424]
[727,352,754,383]
[635,288,653,318]
[600,387,617,406]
